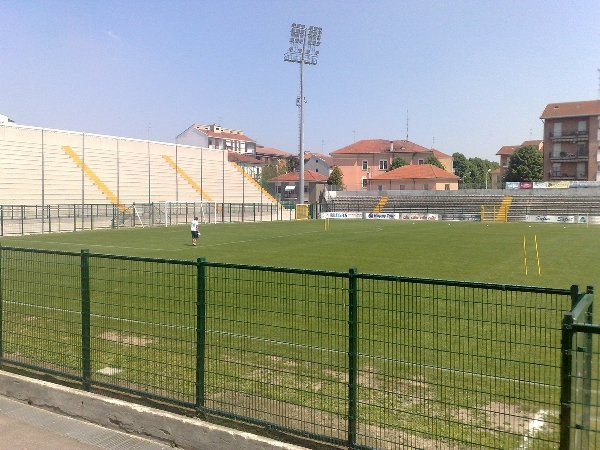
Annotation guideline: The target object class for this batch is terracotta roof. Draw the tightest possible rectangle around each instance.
[268,170,328,182]
[193,124,254,142]
[228,152,261,164]
[521,140,542,147]
[431,149,451,159]
[496,145,519,156]
[331,139,432,155]
[370,164,459,180]
[540,100,600,119]
[497,141,543,156]
[255,146,294,158]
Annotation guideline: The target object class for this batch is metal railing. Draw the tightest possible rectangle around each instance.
[0,245,582,448]
[560,286,598,449]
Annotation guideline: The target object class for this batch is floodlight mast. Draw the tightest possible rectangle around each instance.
[284,23,322,205]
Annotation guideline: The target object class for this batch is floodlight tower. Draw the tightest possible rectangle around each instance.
[284,23,322,205]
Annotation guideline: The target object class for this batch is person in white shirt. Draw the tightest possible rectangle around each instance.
[190,217,200,246]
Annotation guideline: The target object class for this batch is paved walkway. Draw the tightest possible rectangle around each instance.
[0,395,172,450]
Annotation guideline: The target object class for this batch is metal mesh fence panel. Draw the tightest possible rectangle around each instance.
[0,246,579,449]
[354,277,570,449]
[0,248,82,378]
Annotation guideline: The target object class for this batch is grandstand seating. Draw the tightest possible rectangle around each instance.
[327,190,600,221]
[0,124,277,207]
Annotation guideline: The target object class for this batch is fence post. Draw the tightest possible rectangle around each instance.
[196,257,206,410]
[581,285,594,449]
[559,310,574,450]
[81,249,91,391]
[348,268,358,448]
[0,244,3,361]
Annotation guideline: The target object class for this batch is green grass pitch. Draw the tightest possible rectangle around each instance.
[3,219,599,289]
[1,219,599,448]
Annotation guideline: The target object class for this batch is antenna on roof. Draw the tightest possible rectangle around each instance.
[432,136,435,149]
[598,68,600,98]
[406,110,409,141]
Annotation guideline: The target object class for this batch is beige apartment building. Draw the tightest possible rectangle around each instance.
[540,100,600,182]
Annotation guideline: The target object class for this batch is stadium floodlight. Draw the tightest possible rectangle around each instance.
[284,23,322,205]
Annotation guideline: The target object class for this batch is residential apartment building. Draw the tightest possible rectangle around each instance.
[330,139,452,191]
[540,100,600,182]
[176,124,256,154]
[496,140,543,182]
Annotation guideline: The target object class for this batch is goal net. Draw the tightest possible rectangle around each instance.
[164,201,217,226]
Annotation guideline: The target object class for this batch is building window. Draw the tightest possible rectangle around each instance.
[362,177,367,188]
[362,160,368,170]
[552,163,561,177]
[578,121,587,134]
[377,185,383,191]
[553,122,562,137]
[379,160,388,170]
[423,183,429,190]
[445,184,450,190]
[552,143,561,157]
[399,184,405,190]
[418,159,424,165]
[577,143,587,156]
[276,186,281,193]
[304,186,308,193]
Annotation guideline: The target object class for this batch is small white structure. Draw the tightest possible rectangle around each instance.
[176,123,256,155]
[0,113,15,124]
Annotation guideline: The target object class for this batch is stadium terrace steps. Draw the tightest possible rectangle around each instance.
[329,192,600,221]
[373,197,388,213]
[0,124,275,206]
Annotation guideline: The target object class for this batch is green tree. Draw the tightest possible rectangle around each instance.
[425,155,445,170]
[504,145,543,182]
[260,163,279,183]
[285,156,299,173]
[388,156,408,171]
[327,165,344,189]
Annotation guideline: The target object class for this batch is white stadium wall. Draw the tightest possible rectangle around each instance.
[0,124,277,207]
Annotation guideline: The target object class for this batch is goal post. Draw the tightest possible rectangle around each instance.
[164,201,217,226]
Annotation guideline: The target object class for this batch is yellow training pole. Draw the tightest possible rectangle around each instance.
[534,235,541,276]
[523,235,528,275]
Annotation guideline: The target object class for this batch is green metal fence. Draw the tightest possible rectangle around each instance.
[0,245,583,448]
[560,286,598,449]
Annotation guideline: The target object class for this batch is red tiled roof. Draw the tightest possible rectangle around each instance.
[268,170,328,182]
[431,149,451,159]
[370,164,459,180]
[194,125,254,142]
[228,152,261,164]
[521,140,542,147]
[496,145,519,156]
[497,141,543,156]
[331,139,431,155]
[540,100,600,119]
[255,146,294,158]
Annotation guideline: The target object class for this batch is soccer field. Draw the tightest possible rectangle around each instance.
[1,219,598,448]
[3,219,599,290]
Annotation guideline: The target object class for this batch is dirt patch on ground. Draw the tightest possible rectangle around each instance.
[98,331,155,346]
[484,401,529,433]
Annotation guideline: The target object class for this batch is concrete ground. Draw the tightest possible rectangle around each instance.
[0,370,309,450]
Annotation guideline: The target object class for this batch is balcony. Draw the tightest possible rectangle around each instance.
[548,172,588,181]
[548,151,588,162]
[549,130,588,142]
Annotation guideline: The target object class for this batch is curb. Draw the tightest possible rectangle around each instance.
[0,370,308,450]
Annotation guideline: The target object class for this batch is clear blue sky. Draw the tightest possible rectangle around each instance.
[1,1,599,160]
